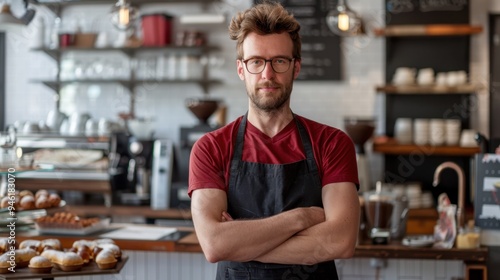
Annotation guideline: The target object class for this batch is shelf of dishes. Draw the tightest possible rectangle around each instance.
[34,0,218,5]
[31,79,222,93]
[17,134,109,150]
[373,24,483,37]
[31,46,219,60]
[376,84,482,94]
[373,136,480,156]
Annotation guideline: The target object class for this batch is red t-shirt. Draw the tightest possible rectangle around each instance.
[188,115,359,197]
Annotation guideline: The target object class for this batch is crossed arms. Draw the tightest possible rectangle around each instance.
[191,182,360,265]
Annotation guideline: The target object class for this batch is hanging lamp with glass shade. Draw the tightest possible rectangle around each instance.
[110,0,138,31]
[0,1,25,32]
[326,0,362,36]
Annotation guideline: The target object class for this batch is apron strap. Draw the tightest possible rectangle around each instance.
[294,115,319,174]
[229,113,247,188]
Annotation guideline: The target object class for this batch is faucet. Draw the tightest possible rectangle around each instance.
[432,161,465,229]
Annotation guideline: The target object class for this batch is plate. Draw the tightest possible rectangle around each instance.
[402,235,435,247]
[36,218,110,236]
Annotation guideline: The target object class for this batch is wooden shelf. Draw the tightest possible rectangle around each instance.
[32,45,218,60]
[373,137,480,156]
[376,84,482,94]
[374,24,483,37]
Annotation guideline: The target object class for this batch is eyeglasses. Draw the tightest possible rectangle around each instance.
[241,57,295,74]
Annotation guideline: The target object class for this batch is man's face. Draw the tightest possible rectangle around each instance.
[237,32,301,112]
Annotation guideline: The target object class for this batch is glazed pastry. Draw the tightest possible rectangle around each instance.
[19,190,34,199]
[19,239,41,252]
[97,243,121,260]
[95,249,117,270]
[94,238,115,245]
[48,193,61,207]
[41,239,61,251]
[0,196,9,209]
[0,238,10,254]
[14,248,37,268]
[0,253,11,273]
[35,195,52,209]
[20,195,36,210]
[77,249,90,265]
[72,240,96,251]
[28,256,52,273]
[35,189,49,200]
[41,250,83,271]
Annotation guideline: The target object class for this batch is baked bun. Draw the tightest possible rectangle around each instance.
[41,250,83,272]
[72,240,96,251]
[35,195,52,209]
[77,249,90,265]
[0,253,11,273]
[15,248,37,268]
[20,195,36,210]
[19,190,34,199]
[0,196,9,209]
[41,239,61,251]
[28,256,52,273]
[35,189,49,200]
[19,240,41,253]
[48,193,61,207]
[0,238,10,254]
[97,243,121,260]
[95,249,117,269]
[94,238,115,245]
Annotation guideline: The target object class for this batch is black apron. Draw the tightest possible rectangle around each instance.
[216,115,339,280]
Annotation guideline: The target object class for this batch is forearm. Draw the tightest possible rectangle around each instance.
[191,189,325,263]
[254,220,358,265]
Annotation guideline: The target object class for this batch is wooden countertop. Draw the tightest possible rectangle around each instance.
[12,224,487,262]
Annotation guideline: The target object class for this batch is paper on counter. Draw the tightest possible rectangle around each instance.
[100,226,178,240]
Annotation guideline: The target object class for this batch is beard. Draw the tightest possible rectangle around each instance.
[246,80,293,112]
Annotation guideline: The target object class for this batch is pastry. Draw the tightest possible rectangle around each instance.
[19,190,34,199]
[41,239,61,251]
[0,196,9,209]
[20,195,35,210]
[77,249,90,265]
[41,250,83,271]
[19,240,41,253]
[14,248,37,268]
[72,240,96,251]
[35,189,49,200]
[35,195,52,209]
[95,249,117,269]
[48,193,61,207]
[0,253,12,273]
[28,256,52,273]
[0,238,11,254]
[97,243,121,260]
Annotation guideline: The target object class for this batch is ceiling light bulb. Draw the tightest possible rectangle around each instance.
[110,0,138,31]
[326,0,362,36]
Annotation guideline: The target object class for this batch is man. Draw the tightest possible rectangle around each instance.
[188,2,360,279]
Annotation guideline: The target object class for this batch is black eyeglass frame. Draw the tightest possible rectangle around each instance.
[240,57,296,74]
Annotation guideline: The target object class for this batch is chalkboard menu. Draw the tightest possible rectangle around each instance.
[386,0,469,25]
[253,0,341,81]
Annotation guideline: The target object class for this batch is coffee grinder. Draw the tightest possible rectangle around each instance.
[344,117,375,193]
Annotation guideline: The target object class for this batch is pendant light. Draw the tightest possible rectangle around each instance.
[326,0,362,36]
[0,2,25,32]
[110,0,138,31]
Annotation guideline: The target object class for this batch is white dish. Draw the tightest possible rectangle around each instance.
[402,235,435,247]
[36,218,110,236]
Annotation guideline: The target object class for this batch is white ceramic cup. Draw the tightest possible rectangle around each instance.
[460,129,478,147]
[429,119,445,146]
[445,119,461,146]
[393,68,416,85]
[413,118,430,145]
[395,118,413,144]
[417,68,434,85]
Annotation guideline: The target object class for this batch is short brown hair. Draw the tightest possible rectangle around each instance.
[228,1,301,60]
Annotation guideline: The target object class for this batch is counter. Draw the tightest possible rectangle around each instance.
[13,224,487,262]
